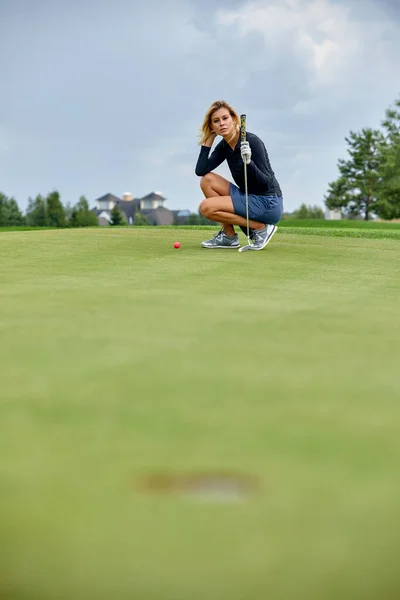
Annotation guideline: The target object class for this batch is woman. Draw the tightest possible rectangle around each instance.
[195,100,283,250]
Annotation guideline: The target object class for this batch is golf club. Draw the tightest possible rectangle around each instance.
[238,114,254,253]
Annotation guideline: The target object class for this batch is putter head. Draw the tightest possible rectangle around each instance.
[238,242,254,252]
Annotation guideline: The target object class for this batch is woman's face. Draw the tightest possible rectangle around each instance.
[210,107,234,137]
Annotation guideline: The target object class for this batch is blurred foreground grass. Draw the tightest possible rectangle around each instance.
[0,227,399,600]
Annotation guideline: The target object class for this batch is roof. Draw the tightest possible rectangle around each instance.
[141,191,166,201]
[97,210,112,223]
[95,193,122,203]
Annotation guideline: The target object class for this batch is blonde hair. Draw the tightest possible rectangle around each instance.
[198,100,240,145]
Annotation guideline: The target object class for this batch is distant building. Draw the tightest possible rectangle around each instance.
[92,191,190,226]
[325,208,342,220]
[172,209,191,225]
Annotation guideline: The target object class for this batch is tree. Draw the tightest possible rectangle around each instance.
[133,209,150,226]
[0,193,25,226]
[293,203,325,219]
[0,193,6,225]
[69,196,98,227]
[376,98,400,219]
[376,143,400,219]
[46,191,67,227]
[324,177,355,217]
[110,204,124,226]
[325,128,385,220]
[26,195,48,227]
[186,212,215,225]
[4,197,25,225]
[64,201,74,223]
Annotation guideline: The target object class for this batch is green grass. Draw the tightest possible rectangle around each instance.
[279,218,400,229]
[0,226,63,232]
[1,227,400,600]
[2,217,400,233]
[280,227,400,240]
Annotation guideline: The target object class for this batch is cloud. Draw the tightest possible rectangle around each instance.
[216,0,399,94]
[377,0,400,18]
[207,0,400,208]
[0,0,399,214]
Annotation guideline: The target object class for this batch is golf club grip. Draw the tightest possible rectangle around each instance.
[240,114,246,141]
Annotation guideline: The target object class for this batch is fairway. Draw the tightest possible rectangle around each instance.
[1,227,400,600]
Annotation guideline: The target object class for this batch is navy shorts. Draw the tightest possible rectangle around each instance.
[230,183,283,225]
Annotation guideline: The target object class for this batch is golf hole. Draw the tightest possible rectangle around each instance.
[136,471,260,503]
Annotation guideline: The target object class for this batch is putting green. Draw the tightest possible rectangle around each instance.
[1,227,399,600]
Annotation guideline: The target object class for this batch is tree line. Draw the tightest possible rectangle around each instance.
[1,97,399,226]
[0,191,99,228]
[0,190,217,228]
[325,96,400,220]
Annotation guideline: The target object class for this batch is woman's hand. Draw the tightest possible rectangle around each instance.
[204,132,217,147]
[240,141,252,164]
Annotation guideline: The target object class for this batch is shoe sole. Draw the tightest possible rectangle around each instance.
[201,244,240,249]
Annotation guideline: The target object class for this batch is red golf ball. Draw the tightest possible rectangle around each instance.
[174,242,180,249]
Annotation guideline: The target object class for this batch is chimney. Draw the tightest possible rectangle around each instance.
[123,192,133,201]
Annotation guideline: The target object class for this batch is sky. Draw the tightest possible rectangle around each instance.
[1,0,399,215]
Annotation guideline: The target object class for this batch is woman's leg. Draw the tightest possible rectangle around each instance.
[200,172,231,198]
[199,172,265,231]
[199,196,266,231]
[200,173,236,236]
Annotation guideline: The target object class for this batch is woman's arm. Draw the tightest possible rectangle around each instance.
[246,136,275,189]
[195,137,226,176]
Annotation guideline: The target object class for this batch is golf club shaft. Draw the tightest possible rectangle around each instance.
[240,114,250,244]
[244,160,249,242]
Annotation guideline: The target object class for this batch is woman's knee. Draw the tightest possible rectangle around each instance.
[199,198,208,216]
[200,173,214,190]
[199,198,213,218]
[201,173,231,197]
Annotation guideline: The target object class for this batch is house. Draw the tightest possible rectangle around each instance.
[172,209,191,225]
[92,191,186,226]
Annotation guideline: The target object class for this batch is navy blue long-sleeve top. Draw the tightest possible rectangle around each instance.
[195,131,282,197]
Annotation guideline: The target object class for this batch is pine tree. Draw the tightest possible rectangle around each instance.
[0,192,8,226]
[0,193,25,226]
[46,191,67,227]
[376,98,400,219]
[324,177,352,216]
[325,128,385,220]
[26,195,48,227]
[4,197,25,225]
[110,204,124,226]
[69,196,98,227]
[133,209,150,226]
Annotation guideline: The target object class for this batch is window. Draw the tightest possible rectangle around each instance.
[140,200,153,209]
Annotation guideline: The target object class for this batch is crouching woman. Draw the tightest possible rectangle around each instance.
[195,100,283,250]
